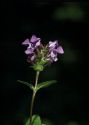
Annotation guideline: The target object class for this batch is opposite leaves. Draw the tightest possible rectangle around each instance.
[17,80,57,92]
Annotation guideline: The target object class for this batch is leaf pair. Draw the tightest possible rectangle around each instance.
[17,80,57,92]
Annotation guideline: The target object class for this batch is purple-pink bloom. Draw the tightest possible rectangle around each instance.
[49,41,64,53]
[48,41,64,62]
[22,35,41,55]
[22,35,64,65]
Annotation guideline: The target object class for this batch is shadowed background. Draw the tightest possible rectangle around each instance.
[1,1,89,125]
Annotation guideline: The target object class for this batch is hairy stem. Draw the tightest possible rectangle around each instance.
[30,71,40,125]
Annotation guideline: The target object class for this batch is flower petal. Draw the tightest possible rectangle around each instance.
[22,39,30,45]
[30,35,40,43]
[25,48,34,54]
[35,40,41,47]
[56,46,64,54]
[49,41,58,48]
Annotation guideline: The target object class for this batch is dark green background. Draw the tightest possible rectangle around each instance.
[1,1,89,125]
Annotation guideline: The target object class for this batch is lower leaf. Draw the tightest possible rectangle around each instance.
[25,115,42,125]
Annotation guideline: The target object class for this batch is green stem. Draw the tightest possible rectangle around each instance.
[30,71,40,125]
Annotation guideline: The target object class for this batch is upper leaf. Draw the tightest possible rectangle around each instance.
[36,80,57,91]
[17,80,34,91]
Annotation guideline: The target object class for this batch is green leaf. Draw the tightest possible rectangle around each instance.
[37,80,57,91]
[17,80,34,91]
[25,115,42,125]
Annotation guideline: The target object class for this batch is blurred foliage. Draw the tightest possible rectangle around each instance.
[42,119,54,125]
[67,121,78,125]
[53,3,84,21]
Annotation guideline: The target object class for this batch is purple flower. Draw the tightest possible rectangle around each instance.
[22,35,64,66]
[49,41,64,53]
[22,35,41,54]
[48,41,64,62]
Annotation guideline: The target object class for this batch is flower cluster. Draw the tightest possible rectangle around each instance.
[22,35,64,71]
